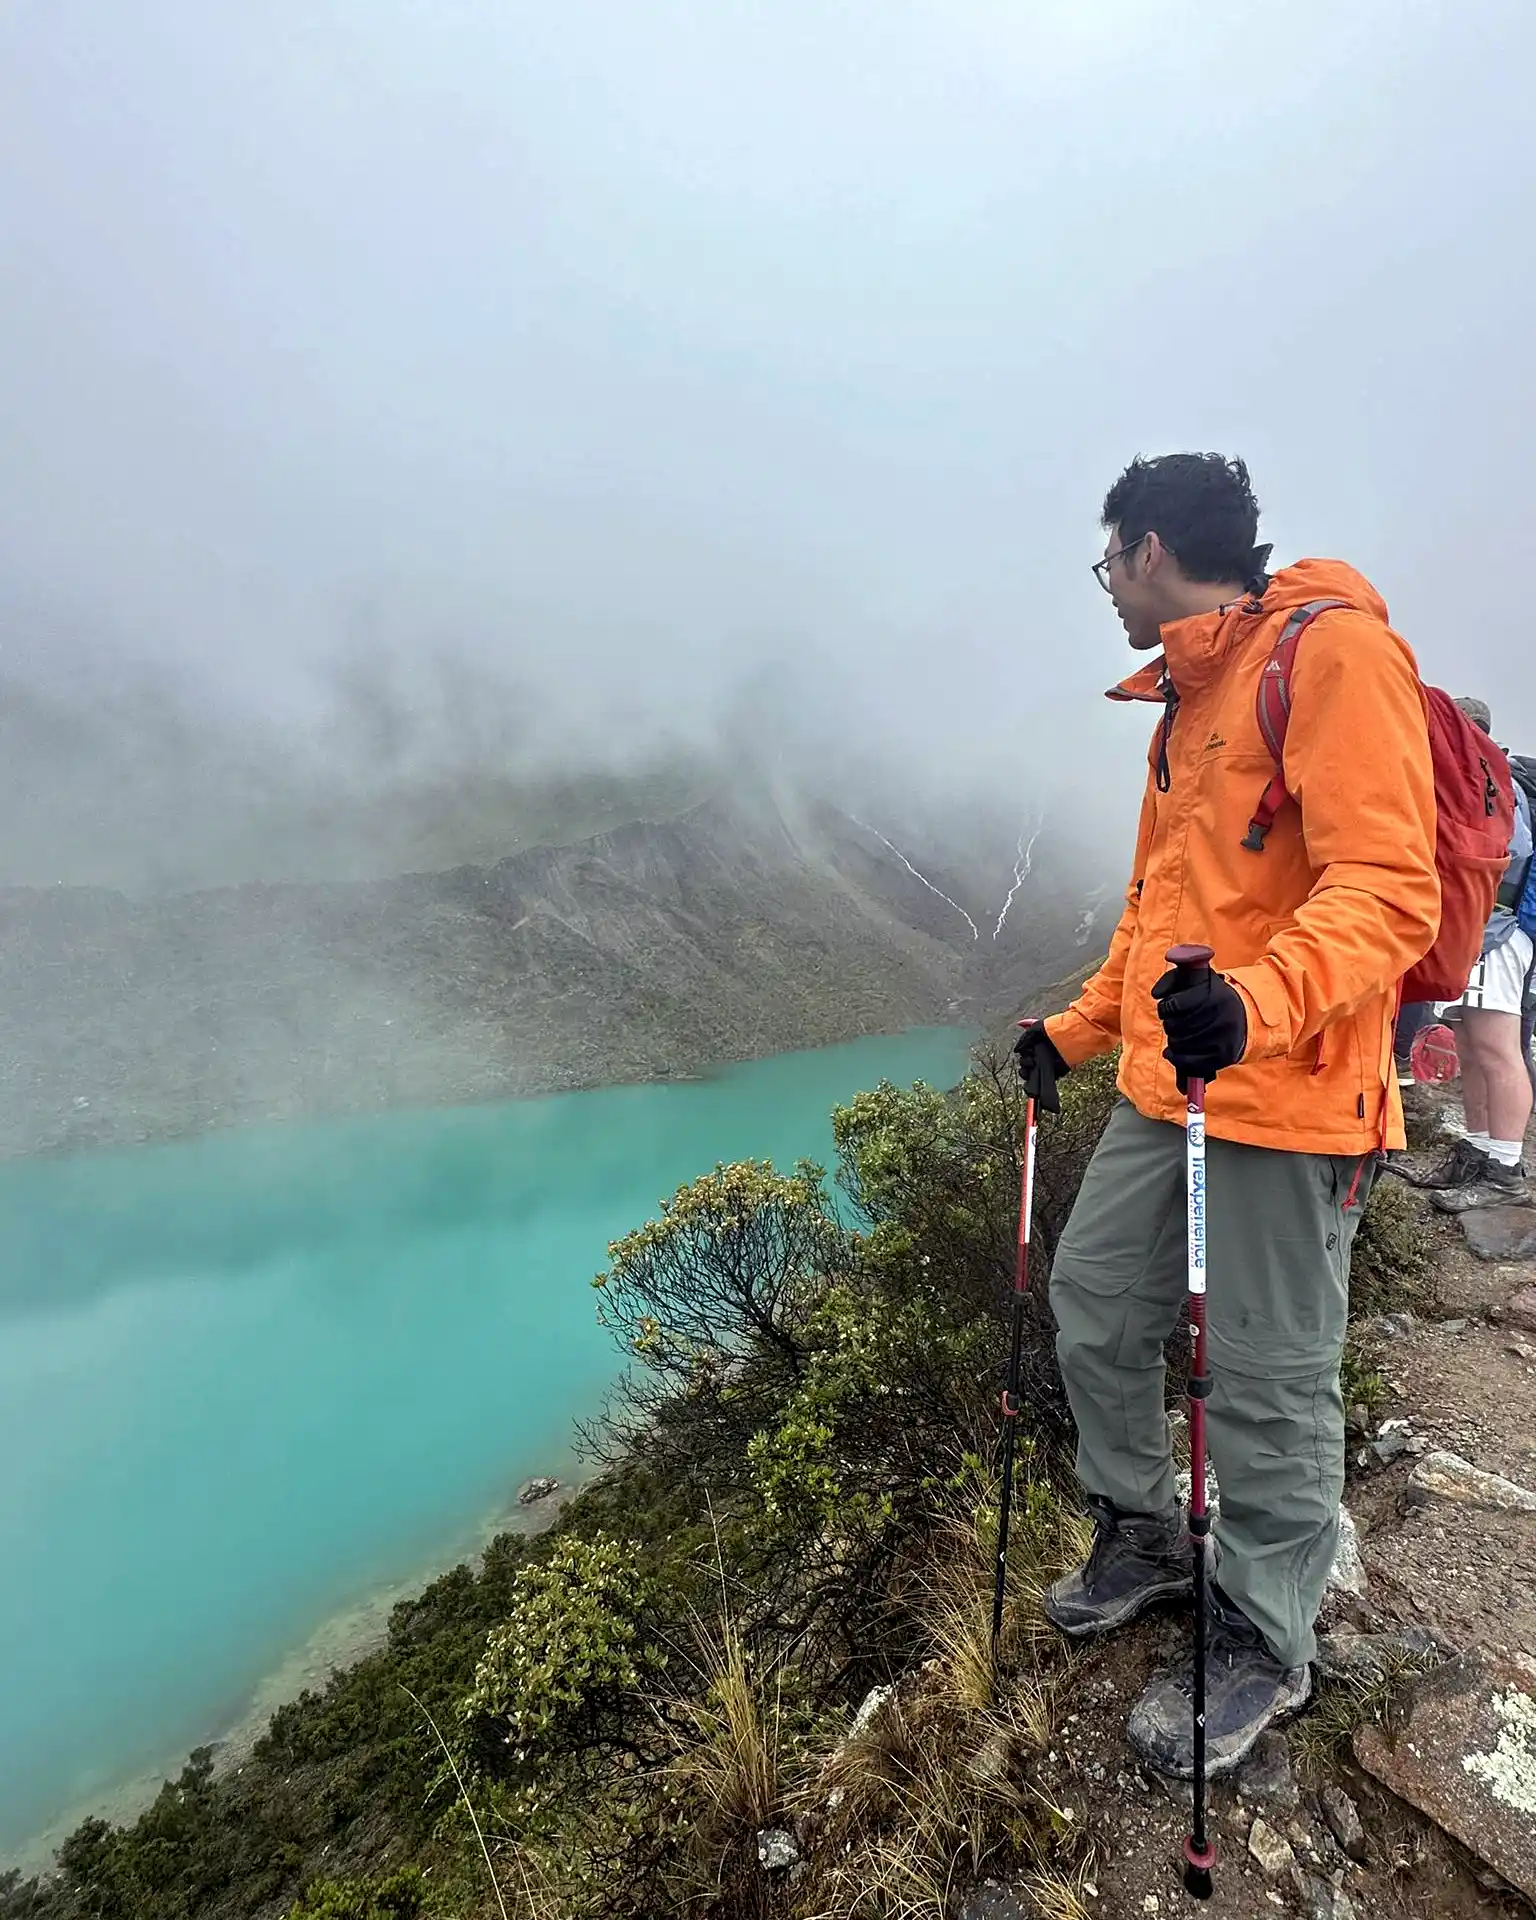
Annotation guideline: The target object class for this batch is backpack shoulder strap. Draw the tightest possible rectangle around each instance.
[1242,599,1352,853]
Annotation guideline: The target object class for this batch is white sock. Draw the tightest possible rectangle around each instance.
[1486,1137,1524,1169]
[1466,1131,1492,1155]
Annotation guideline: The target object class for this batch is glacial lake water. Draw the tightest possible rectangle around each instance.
[0,1028,973,1855]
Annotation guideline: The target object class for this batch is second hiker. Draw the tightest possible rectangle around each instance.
[1411,695,1535,1210]
[1013,453,1440,1777]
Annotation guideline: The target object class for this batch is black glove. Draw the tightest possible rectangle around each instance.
[1011,1021,1068,1114]
[1150,964,1247,1094]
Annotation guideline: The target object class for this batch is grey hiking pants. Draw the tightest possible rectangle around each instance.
[1050,1098,1374,1669]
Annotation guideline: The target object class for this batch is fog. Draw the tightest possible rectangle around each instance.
[2,0,1533,888]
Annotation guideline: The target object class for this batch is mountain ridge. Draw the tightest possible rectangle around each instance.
[1,781,1109,1159]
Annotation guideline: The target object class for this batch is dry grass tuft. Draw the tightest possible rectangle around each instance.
[676,1611,785,1833]
[1292,1644,1442,1781]
[667,1608,789,1917]
[1017,1868,1095,1920]
[788,1469,1091,1919]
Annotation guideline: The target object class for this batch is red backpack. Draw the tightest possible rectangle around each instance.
[1242,598,1516,1003]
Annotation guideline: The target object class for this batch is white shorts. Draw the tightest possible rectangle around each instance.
[1441,928,1535,1017]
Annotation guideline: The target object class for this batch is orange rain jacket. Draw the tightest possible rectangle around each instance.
[1045,559,1439,1155]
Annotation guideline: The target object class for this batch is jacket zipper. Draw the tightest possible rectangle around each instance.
[1155,673,1179,793]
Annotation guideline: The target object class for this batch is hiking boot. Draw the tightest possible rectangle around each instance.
[1430,1159,1531,1212]
[1043,1497,1191,1638]
[1126,1584,1312,1779]
[1396,1135,1490,1190]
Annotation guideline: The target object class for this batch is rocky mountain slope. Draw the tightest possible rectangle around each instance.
[1,779,1112,1158]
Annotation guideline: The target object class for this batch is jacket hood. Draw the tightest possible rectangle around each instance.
[1106,558,1391,703]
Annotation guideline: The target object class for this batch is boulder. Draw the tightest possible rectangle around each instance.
[1354,1646,1536,1902]
[1462,1211,1536,1262]
[517,1476,560,1504]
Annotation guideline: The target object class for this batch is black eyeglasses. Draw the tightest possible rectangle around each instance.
[1092,534,1147,593]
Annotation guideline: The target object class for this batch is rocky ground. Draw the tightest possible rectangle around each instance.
[961,1091,1536,1920]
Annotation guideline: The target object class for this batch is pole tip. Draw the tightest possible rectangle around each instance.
[1182,1838,1215,1901]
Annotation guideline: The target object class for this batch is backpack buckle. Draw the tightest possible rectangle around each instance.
[1241,820,1269,853]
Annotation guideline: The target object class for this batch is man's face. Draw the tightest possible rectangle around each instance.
[1100,526,1164,652]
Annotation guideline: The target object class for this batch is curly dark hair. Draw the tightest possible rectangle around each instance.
[1102,452,1271,591]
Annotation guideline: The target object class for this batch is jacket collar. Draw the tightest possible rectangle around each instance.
[1105,597,1260,703]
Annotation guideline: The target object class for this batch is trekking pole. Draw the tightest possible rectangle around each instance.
[1167,942,1217,1902]
[990,1085,1039,1661]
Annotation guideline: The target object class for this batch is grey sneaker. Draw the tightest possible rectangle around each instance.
[1431,1159,1531,1212]
[1127,1584,1312,1779]
[1398,1135,1490,1190]
[1043,1497,1192,1638]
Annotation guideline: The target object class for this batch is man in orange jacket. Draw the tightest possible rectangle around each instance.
[1013,453,1438,1777]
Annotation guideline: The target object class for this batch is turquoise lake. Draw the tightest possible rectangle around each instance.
[0,1028,972,1854]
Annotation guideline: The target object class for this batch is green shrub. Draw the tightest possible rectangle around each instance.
[1350,1174,1436,1317]
[459,1534,664,1774]
[745,1284,992,1538]
[593,1159,849,1374]
[832,1073,1022,1307]
[286,1868,426,1919]
[1339,1336,1389,1426]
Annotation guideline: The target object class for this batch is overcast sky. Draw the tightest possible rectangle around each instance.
[1,0,1533,806]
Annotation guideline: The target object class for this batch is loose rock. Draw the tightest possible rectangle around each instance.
[1291,1868,1360,1919]
[756,1827,800,1872]
[846,1681,896,1742]
[517,1476,559,1504]
[1237,1731,1300,1814]
[1247,1816,1296,1875]
[1320,1783,1368,1862]
[1354,1646,1536,1900]
[1502,1284,1536,1332]
[956,1880,1031,1920]
[1328,1505,1367,1596]
[1406,1449,1536,1515]
[1286,1815,1321,1858]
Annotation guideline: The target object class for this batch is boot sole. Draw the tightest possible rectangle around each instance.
[1044,1571,1193,1639]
